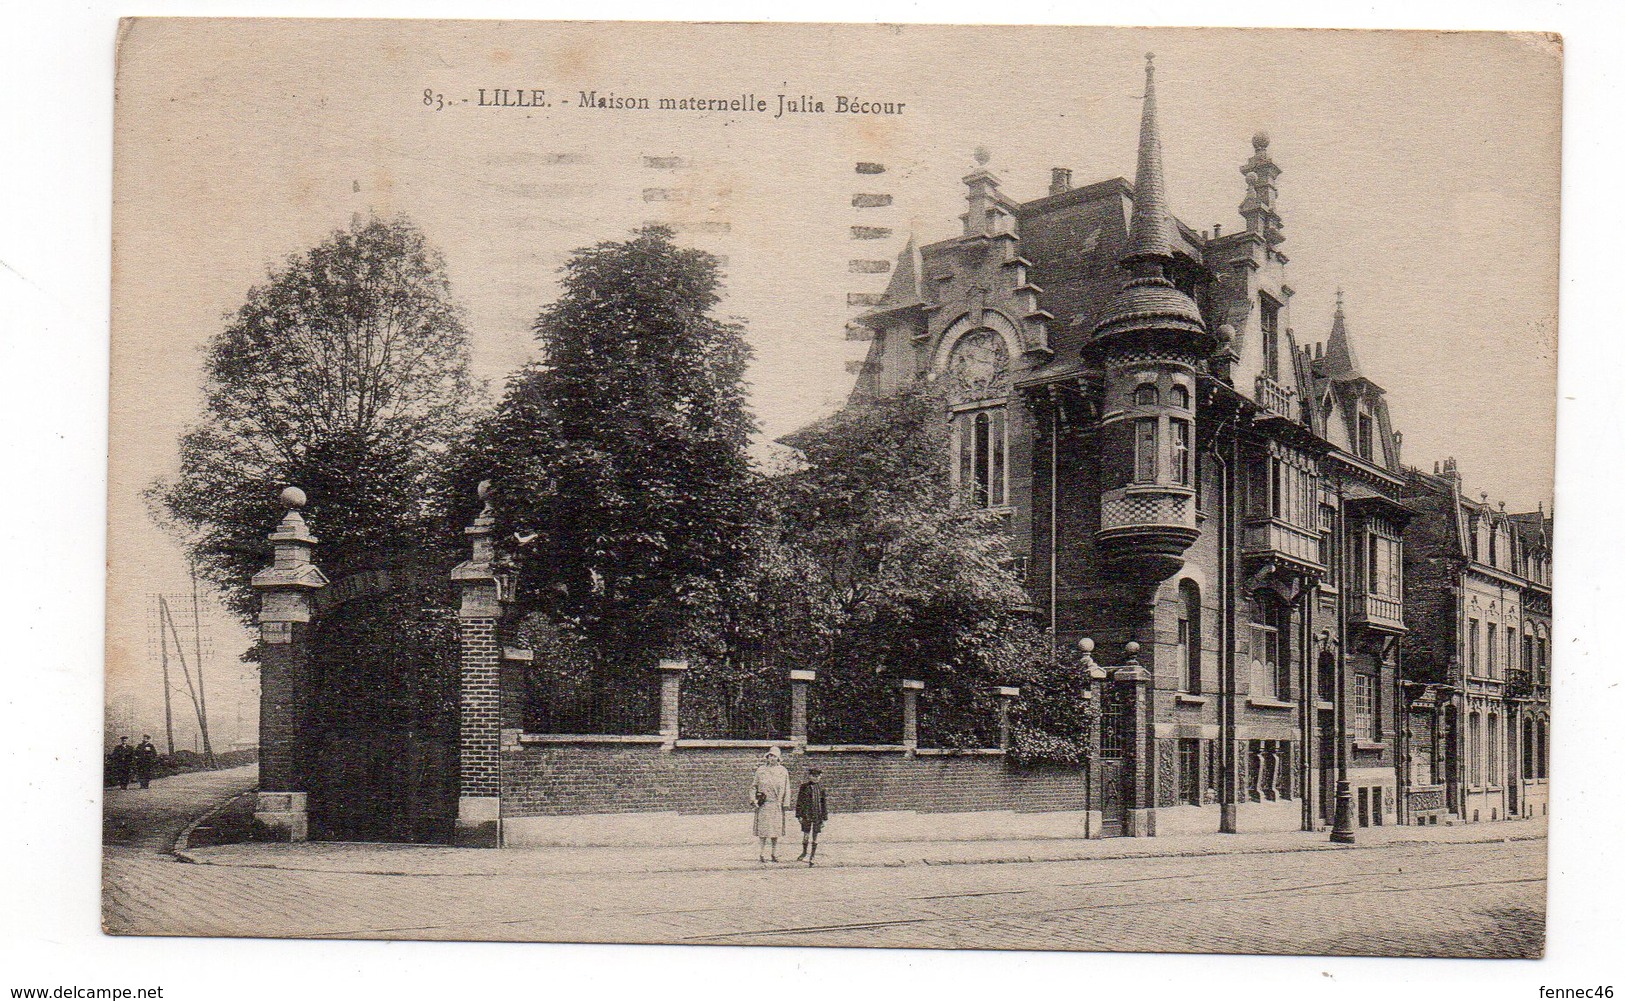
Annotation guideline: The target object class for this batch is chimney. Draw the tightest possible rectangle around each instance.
[1213,223,1222,238]
[1049,167,1072,196]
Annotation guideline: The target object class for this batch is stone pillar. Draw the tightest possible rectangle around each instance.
[657,659,689,749]
[789,670,816,749]
[994,686,1020,750]
[1118,641,1156,837]
[451,482,506,847]
[250,487,329,842]
[899,679,925,753]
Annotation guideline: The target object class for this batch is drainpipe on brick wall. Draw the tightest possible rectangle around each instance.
[1299,586,1314,831]
[1216,432,1238,834]
[1050,388,1060,635]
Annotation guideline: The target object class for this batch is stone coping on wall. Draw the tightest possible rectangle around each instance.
[914,747,1006,757]
[517,733,667,745]
[672,738,788,749]
[802,743,908,753]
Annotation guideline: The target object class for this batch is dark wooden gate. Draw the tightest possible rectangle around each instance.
[305,575,459,844]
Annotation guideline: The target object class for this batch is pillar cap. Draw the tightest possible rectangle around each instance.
[789,669,817,682]
[898,678,925,690]
[657,658,690,672]
[995,686,1021,698]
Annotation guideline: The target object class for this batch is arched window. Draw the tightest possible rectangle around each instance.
[1169,384,1190,409]
[955,407,1006,508]
[1134,383,1159,407]
[1537,720,1548,779]
[1178,581,1202,694]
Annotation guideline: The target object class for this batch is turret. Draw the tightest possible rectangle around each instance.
[1087,54,1216,582]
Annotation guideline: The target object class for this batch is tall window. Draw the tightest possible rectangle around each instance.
[956,407,1006,508]
[1488,714,1501,785]
[1486,628,1497,680]
[1357,411,1374,461]
[1469,712,1483,786]
[1170,419,1192,487]
[1260,293,1281,380]
[1179,582,1202,694]
[1353,673,1375,740]
[1367,533,1401,599]
[1537,636,1549,685]
[1251,597,1291,700]
[1319,504,1335,571]
[1506,626,1518,673]
[1169,384,1190,409]
[1522,634,1534,678]
[1468,618,1481,675]
[1134,418,1158,483]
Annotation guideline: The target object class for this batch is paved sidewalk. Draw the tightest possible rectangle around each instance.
[180,813,1547,877]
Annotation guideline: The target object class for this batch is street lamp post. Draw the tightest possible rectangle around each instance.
[1328,474,1356,844]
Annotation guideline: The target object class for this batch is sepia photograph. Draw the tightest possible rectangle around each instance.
[96,19,1567,960]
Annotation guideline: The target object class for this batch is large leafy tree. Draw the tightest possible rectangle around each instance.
[471,226,757,672]
[150,215,476,620]
[763,388,1094,758]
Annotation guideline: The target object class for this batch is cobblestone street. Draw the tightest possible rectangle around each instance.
[103,766,1545,957]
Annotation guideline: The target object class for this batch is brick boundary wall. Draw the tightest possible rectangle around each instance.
[501,742,1085,819]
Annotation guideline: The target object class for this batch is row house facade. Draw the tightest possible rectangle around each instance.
[839,55,1547,836]
[1399,464,1553,825]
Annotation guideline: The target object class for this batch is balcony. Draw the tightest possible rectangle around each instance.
[1241,518,1324,574]
[1254,375,1296,420]
[1348,592,1405,633]
[1505,669,1534,700]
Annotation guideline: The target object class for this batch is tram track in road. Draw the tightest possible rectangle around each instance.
[678,871,1546,944]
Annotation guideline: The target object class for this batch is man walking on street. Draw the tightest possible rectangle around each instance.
[134,735,158,789]
[110,737,133,790]
[794,766,829,866]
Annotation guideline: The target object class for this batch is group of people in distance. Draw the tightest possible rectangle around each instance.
[750,747,829,865]
[108,735,159,790]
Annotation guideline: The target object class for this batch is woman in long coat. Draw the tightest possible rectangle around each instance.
[750,748,791,862]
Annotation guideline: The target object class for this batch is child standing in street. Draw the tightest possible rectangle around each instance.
[793,767,829,866]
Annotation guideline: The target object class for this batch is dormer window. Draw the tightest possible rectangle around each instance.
[1357,411,1374,462]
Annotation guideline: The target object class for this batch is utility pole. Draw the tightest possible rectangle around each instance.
[190,568,217,768]
[157,599,176,756]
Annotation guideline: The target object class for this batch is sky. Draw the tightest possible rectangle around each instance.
[106,21,1561,737]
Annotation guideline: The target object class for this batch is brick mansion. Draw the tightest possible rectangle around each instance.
[247,55,1552,847]
[840,53,1552,836]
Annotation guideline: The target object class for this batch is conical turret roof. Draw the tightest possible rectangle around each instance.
[1319,290,1365,381]
[1091,54,1209,350]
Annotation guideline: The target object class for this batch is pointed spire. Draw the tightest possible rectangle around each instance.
[1090,55,1210,353]
[1320,288,1365,380]
[1124,53,1176,268]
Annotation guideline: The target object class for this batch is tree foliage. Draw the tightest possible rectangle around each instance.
[755,388,1094,760]
[468,226,758,673]
[149,215,475,620]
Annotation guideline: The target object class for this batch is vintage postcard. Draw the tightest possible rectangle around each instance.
[105,19,1559,956]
